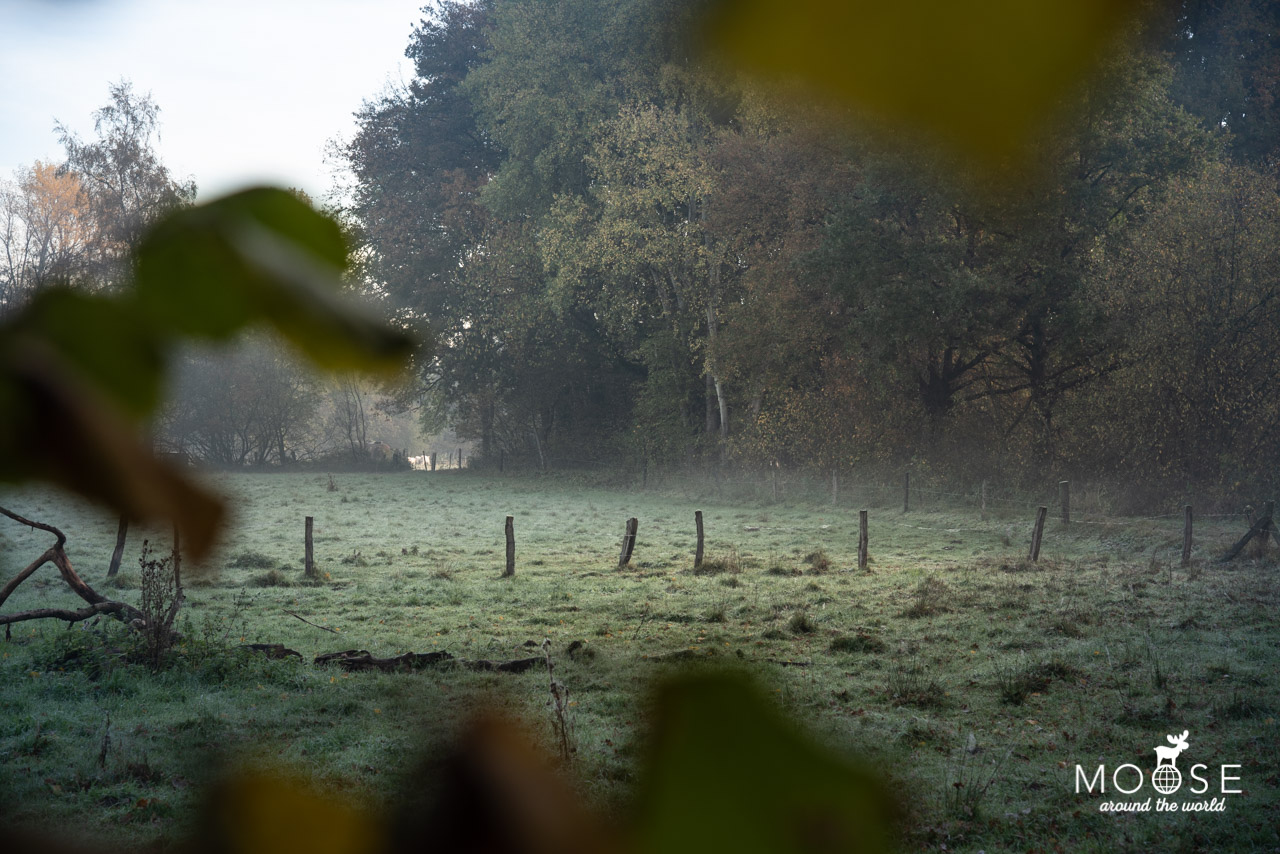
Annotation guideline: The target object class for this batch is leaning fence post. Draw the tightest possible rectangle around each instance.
[1181,505,1193,567]
[858,510,869,572]
[694,510,705,570]
[304,516,315,578]
[504,516,515,577]
[1029,506,1047,562]
[1260,500,1275,557]
[618,517,638,568]
[1059,481,1070,525]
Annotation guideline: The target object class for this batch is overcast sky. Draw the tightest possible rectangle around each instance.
[1,0,426,201]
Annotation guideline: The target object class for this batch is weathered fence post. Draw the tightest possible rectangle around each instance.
[1259,500,1275,557]
[458,448,463,469]
[172,522,181,580]
[430,453,436,472]
[1059,481,1070,525]
[304,516,315,578]
[980,480,987,522]
[107,515,128,578]
[618,518,639,568]
[903,471,910,513]
[1029,506,1048,562]
[694,510,705,570]
[504,516,515,577]
[858,509,869,572]
[1181,505,1193,567]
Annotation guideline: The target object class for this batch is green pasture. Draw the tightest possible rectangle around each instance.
[0,472,1276,851]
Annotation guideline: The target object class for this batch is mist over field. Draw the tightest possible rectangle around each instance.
[1,1,1278,851]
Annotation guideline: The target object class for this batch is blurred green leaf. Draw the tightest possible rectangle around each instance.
[136,187,418,374]
[14,288,166,419]
[0,335,224,561]
[635,673,896,854]
[702,0,1140,160]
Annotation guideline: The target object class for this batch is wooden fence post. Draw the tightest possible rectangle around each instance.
[858,510,869,572]
[980,480,987,522]
[1181,505,1193,567]
[618,518,639,568]
[430,453,436,472]
[172,522,181,582]
[458,448,463,469]
[504,516,515,577]
[305,516,315,578]
[903,471,910,513]
[1059,481,1070,525]
[1029,506,1047,562]
[772,468,778,502]
[1259,500,1275,556]
[694,510,704,569]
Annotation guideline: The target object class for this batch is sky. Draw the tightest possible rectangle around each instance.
[0,0,427,201]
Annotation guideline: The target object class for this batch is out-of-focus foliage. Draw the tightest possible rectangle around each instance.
[700,0,1143,161]
[179,674,893,854]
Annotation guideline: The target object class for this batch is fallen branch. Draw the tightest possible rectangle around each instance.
[0,506,145,628]
[284,609,339,634]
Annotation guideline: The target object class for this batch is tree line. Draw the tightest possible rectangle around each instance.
[339,0,1280,496]
[0,82,414,468]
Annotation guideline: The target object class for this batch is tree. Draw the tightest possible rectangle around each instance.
[56,80,196,287]
[0,162,93,316]
[162,339,320,467]
[1163,0,1280,167]
[1081,161,1280,487]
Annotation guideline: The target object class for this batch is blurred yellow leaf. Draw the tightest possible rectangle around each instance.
[702,0,1140,159]
[205,772,383,854]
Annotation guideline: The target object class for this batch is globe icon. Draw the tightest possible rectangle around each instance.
[1152,765,1182,794]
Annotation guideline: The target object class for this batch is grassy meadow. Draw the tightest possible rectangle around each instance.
[1,470,1277,851]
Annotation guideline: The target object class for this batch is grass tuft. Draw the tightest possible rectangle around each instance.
[902,577,951,618]
[829,631,887,654]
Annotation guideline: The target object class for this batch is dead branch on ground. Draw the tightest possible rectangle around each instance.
[0,505,145,630]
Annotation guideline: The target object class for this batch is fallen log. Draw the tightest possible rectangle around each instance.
[241,643,302,660]
[312,649,542,674]
[315,649,456,672]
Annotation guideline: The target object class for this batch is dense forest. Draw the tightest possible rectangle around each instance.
[337,0,1280,494]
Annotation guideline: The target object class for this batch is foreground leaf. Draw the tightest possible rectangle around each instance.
[701,0,1140,160]
[0,334,224,561]
[136,187,418,374]
[634,672,896,854]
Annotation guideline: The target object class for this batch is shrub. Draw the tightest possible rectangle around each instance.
[250,569,290,588]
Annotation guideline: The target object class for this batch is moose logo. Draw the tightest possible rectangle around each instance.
[1151,730,1190,794]
[1075,727,1242,814]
